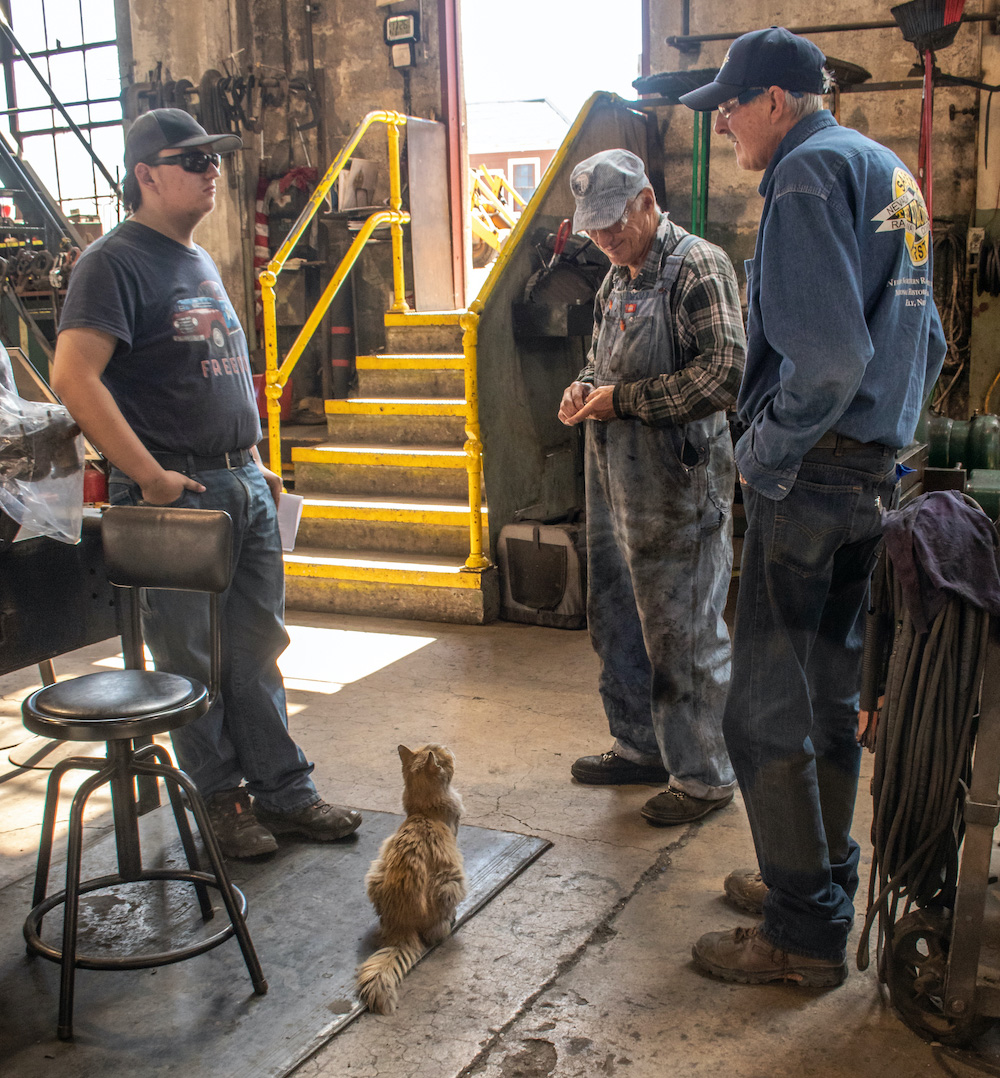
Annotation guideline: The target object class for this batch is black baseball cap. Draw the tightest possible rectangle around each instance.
[679,27,826,111]
[124,108,242,171]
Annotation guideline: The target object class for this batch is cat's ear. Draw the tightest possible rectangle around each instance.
[423,750,440,774]
[398,745,414,766]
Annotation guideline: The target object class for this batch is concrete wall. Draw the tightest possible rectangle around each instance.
[126,0,252,327]
[124,0,453,360]
[648,3,980,268]
[647,2,984,417]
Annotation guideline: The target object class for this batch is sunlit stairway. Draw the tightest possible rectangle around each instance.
[282,313,499,624]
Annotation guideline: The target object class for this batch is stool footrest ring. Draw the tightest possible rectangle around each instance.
[24,869,251,971]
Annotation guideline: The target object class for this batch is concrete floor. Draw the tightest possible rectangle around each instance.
[0,610,995,1077]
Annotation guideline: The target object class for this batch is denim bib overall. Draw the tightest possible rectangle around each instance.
[585,233,736,796]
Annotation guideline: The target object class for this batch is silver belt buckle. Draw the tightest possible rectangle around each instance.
[224,451,235,469]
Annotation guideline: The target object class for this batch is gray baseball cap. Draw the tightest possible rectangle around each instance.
[124,108,242,171]
[570,149,651,232]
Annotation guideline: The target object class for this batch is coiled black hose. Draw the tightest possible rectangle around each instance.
[857,554,990,971]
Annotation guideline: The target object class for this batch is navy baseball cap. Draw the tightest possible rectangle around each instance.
[570,149,651,232]
[124,108,242,171]
[679,27,826,111]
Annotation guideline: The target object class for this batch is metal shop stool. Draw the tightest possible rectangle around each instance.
[21,505,268,1040]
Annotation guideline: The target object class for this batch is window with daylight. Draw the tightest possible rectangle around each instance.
[509,158,539,204]
[0,0,123,231]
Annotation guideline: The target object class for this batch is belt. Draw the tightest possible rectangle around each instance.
[150,448,253,473]
[811,432,891,454]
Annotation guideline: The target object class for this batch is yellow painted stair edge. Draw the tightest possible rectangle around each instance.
[291,446,467,468]
[325,399,466,417]
[284,554,483,589]
[356,354,464,369]
[303,502,488,526]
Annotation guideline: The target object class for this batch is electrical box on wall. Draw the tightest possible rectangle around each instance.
[390,42,415,68]
[384,12,419,44]
[385,12,419,68]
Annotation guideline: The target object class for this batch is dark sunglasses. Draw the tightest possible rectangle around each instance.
[149,150,222,173]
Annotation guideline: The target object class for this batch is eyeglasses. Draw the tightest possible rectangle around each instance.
[717,88,768,120]
[149,150,222,174]
[584,210,630,240]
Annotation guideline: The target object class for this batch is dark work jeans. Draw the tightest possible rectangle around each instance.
[723,443,897,961]
[109,462,318,810]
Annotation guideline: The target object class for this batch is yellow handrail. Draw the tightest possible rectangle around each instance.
[260,109,410,479]
[459,311,489,570]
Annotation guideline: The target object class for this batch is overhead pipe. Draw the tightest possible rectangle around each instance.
[667,12,997,51]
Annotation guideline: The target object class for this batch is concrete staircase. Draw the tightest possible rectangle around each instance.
[283,314,499,624]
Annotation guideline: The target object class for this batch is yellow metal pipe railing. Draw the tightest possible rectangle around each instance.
[261,106,498,575]
[261,110,410,479]
[459,311,489,570]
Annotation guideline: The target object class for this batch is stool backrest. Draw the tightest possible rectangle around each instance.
[102,506,234,593]
[102,507,234,697]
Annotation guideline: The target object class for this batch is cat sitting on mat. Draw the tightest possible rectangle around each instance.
[356,743,467,1015]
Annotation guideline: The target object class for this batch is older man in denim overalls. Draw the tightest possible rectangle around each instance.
[559,149,746,826]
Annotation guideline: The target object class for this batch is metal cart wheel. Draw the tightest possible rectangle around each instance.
[885,909,986,1045]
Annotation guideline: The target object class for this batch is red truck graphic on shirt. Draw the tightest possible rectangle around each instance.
[172,296,232,349]
[171,280,244,357]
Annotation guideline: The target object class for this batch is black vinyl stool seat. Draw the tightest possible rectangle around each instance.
[22,505,267,1040]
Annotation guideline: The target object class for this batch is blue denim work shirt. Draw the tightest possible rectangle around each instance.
[737,110,947,500]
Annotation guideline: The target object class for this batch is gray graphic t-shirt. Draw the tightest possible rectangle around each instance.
[58,219,261,457]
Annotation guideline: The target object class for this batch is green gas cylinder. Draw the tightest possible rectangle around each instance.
[950,419,971,468]
[968,413,1000,470]
[926,413,952,468]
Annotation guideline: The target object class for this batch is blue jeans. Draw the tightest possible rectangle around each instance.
[109,463,318,811]
[724,443,897,960]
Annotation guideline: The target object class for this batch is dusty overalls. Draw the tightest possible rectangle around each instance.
[585,233,736,798]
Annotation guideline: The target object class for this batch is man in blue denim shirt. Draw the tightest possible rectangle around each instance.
[52,109,362,859]
[680,28,945,985]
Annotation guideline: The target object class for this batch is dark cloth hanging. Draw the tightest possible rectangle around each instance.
[881,489,1000,633]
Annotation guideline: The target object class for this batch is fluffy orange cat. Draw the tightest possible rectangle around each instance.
[356,744,466,1015]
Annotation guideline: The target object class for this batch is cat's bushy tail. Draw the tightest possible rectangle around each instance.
[356,933,424,1014]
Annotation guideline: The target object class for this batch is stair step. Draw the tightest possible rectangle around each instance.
[356,355,465,397]
[303,494,482,525]
[284,546,499,623]
[384,315,464,353]
[323,400,467,446]
[291,444,470,498]
[286,547,478,585]
[325,398,466,416]
[297,495,486,556]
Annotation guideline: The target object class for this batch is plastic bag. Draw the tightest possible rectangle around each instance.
[0,343,83,545]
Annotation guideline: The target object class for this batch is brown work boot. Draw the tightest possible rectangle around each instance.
[724,868,768,915]
[692,925,847,987]
[205,787,278,859]
[253,798,362,841]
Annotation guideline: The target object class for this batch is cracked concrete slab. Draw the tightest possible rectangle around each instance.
[2,612,997,1076]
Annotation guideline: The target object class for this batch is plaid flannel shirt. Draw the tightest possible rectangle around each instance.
[577,215,746,427]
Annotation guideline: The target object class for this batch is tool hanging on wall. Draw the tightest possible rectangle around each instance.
[890,0,968,221]
[122,64,311,144]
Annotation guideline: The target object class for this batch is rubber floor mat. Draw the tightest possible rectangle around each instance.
[0,806,550,1077]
